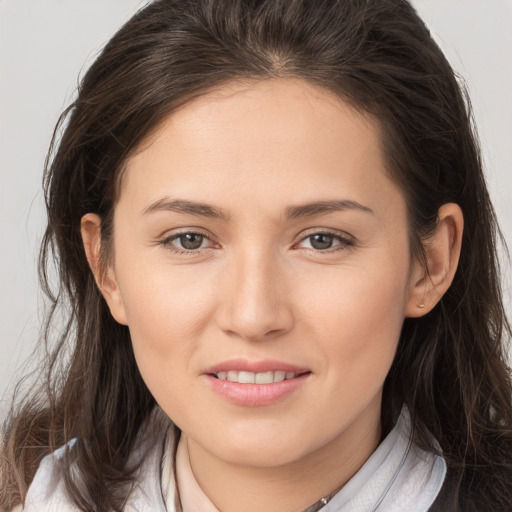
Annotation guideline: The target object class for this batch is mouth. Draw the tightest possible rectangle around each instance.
[203,360,311,406]
[210,370,309,384]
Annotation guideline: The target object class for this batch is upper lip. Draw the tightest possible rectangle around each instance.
[203,359,310,375]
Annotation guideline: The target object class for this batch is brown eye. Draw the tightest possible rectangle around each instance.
[297,231,355,253]
[309,234,335,250]
[160,231,213,254]
[178,233,204,250]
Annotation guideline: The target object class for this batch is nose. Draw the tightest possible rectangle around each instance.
[215,248,294,342]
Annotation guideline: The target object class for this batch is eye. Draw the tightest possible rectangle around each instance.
[159,229,354,255]
[296,231,355,252]
[160,231,214,254]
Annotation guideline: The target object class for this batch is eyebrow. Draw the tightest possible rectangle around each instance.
[142,198,374,220]
[142,198,231,221]
[285,200,374,219]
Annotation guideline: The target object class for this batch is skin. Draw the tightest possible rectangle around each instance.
[82,78,463,512]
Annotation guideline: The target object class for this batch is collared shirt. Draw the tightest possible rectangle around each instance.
[22,406,446,511]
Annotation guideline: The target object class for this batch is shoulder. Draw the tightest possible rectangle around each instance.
[22,419,171,512]
[22,440,80,512]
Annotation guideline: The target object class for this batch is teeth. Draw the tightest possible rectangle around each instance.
[274,371,286,382]
[238,371,255,384]
[227,371,238,382]
[215,371,299,383]
[255,371,274,384]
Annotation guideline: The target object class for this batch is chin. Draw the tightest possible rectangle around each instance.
[202,427,319,468]
[221,444,305,468]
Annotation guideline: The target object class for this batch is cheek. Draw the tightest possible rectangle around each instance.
[117,269,214,428]
[299,254,410,378]
[120,262,212,336]
[115,262,218,398]
[291,264,407,442]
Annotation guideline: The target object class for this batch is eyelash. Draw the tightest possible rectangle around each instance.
[159,229,355,256]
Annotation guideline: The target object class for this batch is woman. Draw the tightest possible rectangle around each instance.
[2,0,511,511]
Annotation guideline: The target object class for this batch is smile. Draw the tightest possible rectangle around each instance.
[204,360,311,406]
[213,370,302,384]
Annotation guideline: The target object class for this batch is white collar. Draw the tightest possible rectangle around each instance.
[162,407,446,512]
[24,407,445,512]
[320,407,446,511]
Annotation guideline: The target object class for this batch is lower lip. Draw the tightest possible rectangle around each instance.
[204,373,310,407]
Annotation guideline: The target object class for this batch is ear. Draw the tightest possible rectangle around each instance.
[405,203,464,318]
[81,213,128,325]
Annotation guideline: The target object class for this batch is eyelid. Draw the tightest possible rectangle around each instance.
[296,227,355,242]
[293,228,356,252]
[159,228,217,254]
[159,227,356,255]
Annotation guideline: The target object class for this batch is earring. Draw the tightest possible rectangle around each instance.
[417,302,426,309]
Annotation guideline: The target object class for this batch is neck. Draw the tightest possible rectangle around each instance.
[183,403,382,512]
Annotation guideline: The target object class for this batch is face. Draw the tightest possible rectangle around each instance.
[95,78,423,469]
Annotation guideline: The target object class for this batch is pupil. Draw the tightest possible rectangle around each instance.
[310,234,333,250]
[180,233,203,250]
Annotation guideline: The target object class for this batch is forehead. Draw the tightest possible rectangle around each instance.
[132,78,377,159]
[120,78,405,222]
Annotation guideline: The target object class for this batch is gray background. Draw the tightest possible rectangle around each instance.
[1,0,511,419]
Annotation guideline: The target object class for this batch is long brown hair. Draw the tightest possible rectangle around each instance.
[2,1,511,510]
